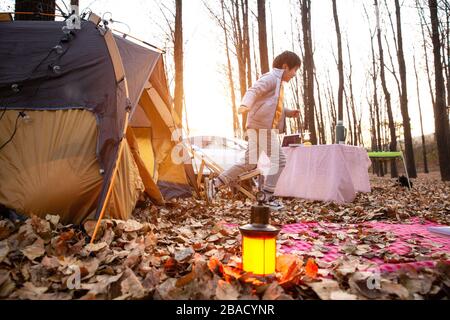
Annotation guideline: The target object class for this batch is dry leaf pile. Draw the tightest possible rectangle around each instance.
[0,174,449,300]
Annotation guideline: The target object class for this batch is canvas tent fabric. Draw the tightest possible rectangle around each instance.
[0,18,192,224]
[0,109,144,224]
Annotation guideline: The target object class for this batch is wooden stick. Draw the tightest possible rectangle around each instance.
[237,185,255,200]
[238,169,261,181]
[196,159,205,191]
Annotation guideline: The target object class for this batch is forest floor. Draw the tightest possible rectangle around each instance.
[0,173,449,300]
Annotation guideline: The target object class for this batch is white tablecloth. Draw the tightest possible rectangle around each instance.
[274,144,372,203]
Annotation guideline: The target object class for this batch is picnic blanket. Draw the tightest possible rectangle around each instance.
[279,218,450,273]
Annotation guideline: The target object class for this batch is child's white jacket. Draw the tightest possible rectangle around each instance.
[241,68,294,133]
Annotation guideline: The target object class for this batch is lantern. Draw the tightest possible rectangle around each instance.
[239,192,280,275]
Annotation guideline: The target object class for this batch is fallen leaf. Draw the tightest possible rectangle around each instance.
[144,232,158,248]
[176,270,196,287]
[13,282,48,300]
[21,238,45,261]
[206,234,221,242]
[45,214,60,227]
[207,257,224,275]
[400,275,434,295]
[41,256,60,270]
[308,279,341,300]
[215,280,239,300]
[163,257,177,274]
[124,250,142,269]
[222,265,243,282]
[53,229,76,255]
[30,215,52,241]
[305,258,318,278]
[84,242,108,253]
[100,228,115,246]
[329,291,358,300]
[83,220,104,238]
[277,254,302,284]
[120,268,145,299]
[0,220,15,240]
[276,254,303,274]
[262,282,293,300]
[0,239,9,263]
[122,220,144,233]
[0,270,15,298]
[81,273,123,297]
[142,268,161,290]
[155,278,188,300]
[381,280,410,299]
[174,247,195,263]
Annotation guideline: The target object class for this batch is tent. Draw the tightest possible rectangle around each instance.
[0,16,193,225]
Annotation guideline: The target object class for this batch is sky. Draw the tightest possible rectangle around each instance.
[0,0,440,144]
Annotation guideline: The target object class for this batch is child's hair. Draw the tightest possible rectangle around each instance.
[272,51,301,70]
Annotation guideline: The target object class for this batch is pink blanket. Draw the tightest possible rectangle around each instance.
[280,218,450,273]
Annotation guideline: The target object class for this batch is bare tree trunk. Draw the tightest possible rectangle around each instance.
[251,21,260,80]
[332,0,344,130]
[384,34,402,99]
[300,0,317,144]
[365,4,383,175]
[344,88,353,145]
[382,3,401,177]
[375,0,397,177]
[439,2,450,116]
[220,0,241,138]
[445,4,450,113]
[315,75,326,144]
[289,77,302,133]
[394,0,417,178]
[15,0,55,20]
[326,71,337,143]
[429,0,450,181]
[417,1,436,109]
[232,0,247,98]
[358,107,364,147]
[346,38,358,145]
[228,0,248,133]
[241,0,252,88]
[413,54,429,174]
[288,9,302,134]
[174,0,184,122]
[257,0,270,74]
[328,105,335,144]
[382,100,389,175]
[268,0,275,63]
[368,95,377,173]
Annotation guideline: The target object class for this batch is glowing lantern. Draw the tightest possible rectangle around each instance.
[239,192,280,275]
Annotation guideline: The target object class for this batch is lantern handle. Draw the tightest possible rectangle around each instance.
[255,191,266,205]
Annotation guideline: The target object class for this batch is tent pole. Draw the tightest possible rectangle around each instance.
[90,110,130,243]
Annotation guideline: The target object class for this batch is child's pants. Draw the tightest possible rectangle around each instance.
[217,129,286,193]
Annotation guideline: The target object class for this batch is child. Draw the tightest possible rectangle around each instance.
[207,51,301,210]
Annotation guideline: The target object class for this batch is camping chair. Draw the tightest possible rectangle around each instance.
[367,151,411,189]
[188,147,260,201]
